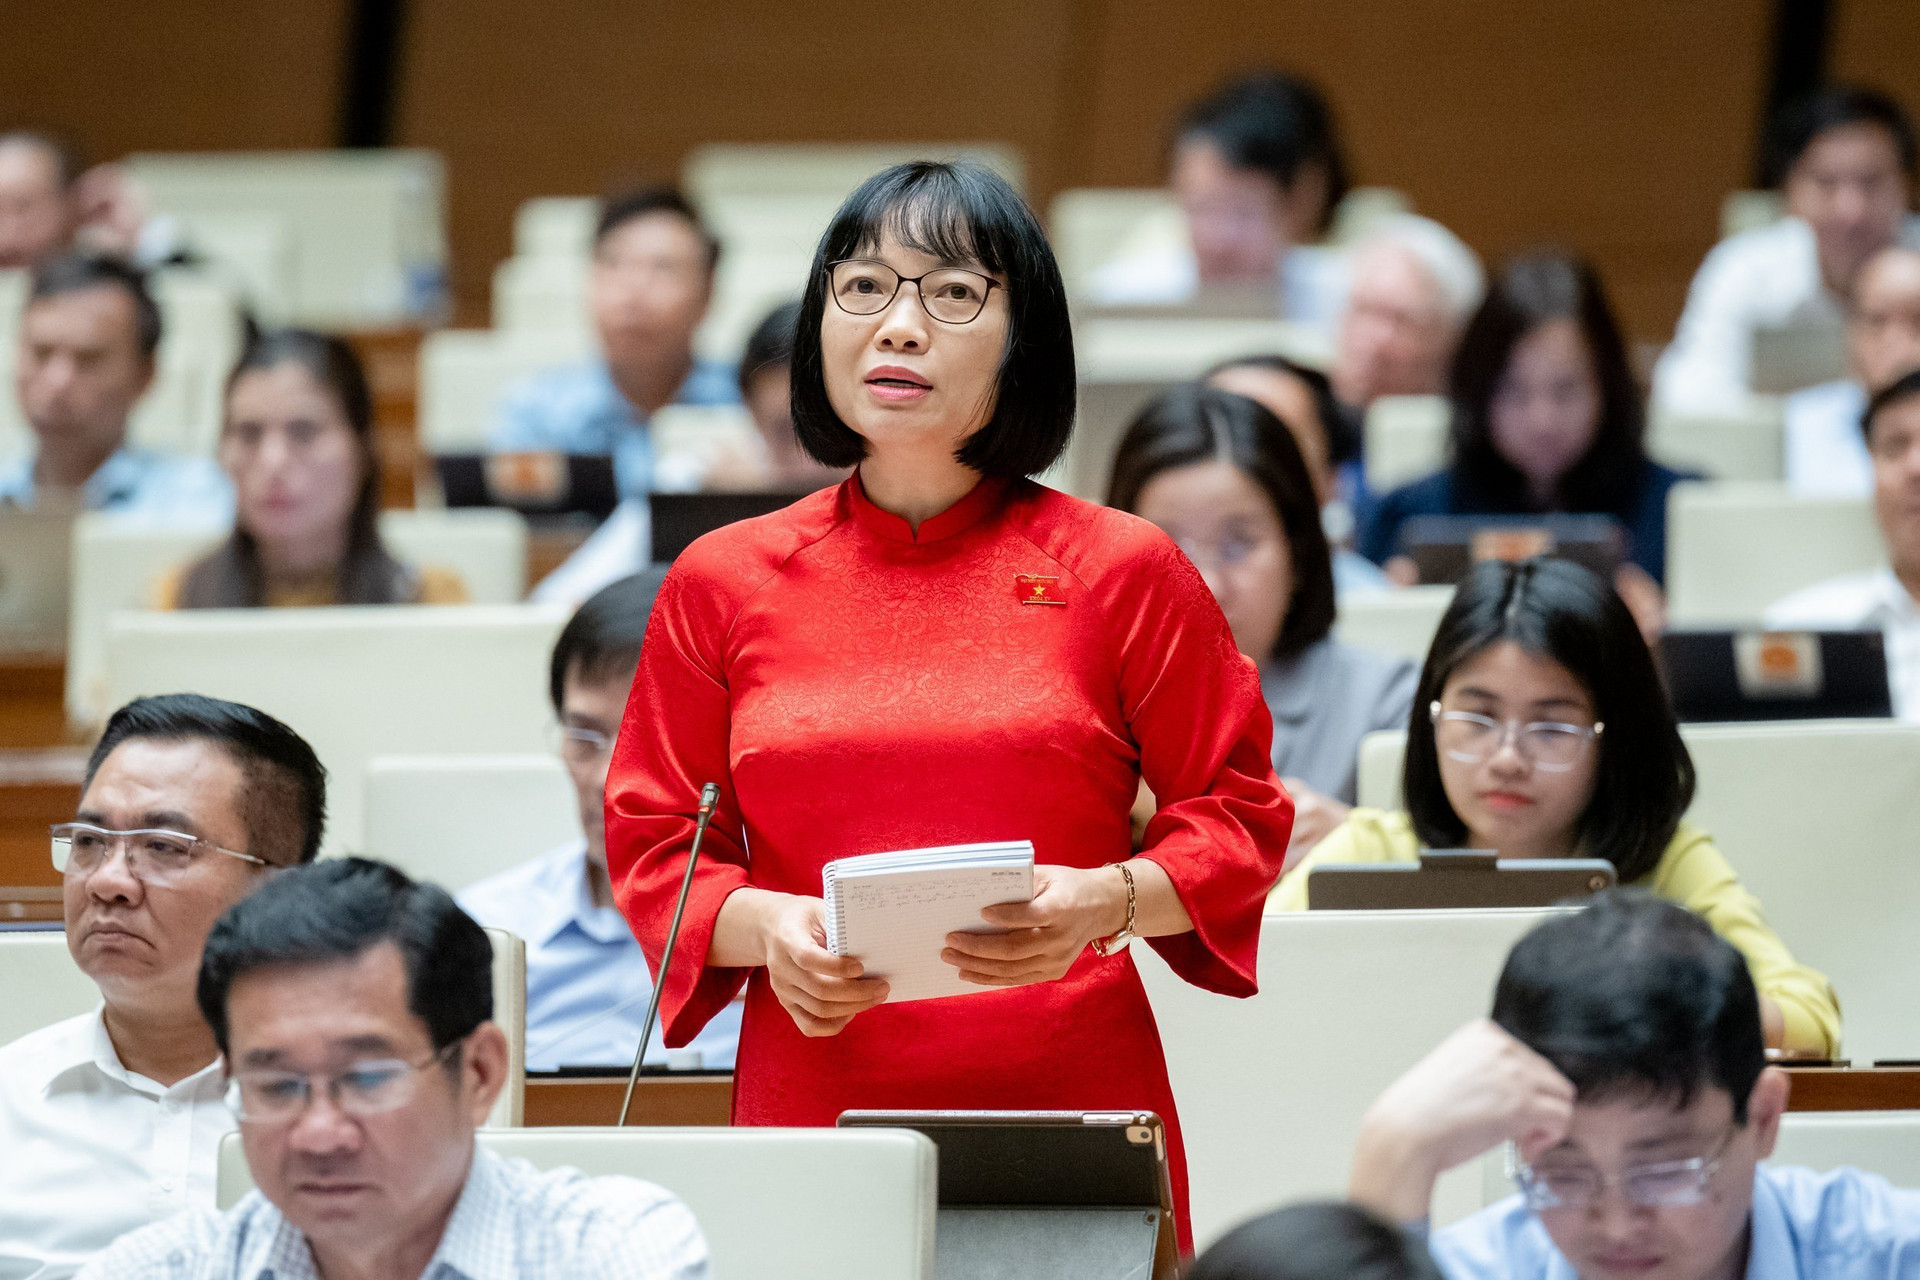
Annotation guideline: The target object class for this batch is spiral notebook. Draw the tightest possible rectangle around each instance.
[823,840,1036,1005]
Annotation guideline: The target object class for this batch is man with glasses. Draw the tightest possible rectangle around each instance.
[80,857,708,1279]
[0,694,324,1279]
[1347,891,1920,1280]
[458,574,741,1071]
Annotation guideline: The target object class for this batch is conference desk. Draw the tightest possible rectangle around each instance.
[0,658,70,751]
[518,1067,1920,1129]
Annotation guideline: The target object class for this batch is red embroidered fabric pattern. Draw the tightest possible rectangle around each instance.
[606,474,1294,1242]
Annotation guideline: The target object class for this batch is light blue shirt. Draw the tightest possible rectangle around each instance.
[457,841,742,1072]
[489,358,740,500]
[1432,1164,1920,1280]
[1334,547,1392,598]
[0,446,232,521]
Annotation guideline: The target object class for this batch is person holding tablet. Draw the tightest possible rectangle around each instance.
[606,161,1293,1248]
[1271,558,1840,1058]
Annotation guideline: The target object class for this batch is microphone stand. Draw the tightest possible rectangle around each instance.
[618,781,721,1126]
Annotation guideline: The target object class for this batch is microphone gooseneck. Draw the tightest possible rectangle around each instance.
[618,781,722,1125]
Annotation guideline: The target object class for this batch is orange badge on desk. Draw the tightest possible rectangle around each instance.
[1015,574,1065,605]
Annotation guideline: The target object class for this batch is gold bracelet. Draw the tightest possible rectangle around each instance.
[1092,861,1137,956]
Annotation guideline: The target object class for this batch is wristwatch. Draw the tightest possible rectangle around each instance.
[1091,860,1138,956]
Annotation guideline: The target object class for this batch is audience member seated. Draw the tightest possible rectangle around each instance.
[81,858,710,1280]
[1655,85,1919,416]
[0,131,81,270]
[1089,70,1350,327]
[0,253,230,518]
[0,695,324,1280]
[1206,353,1385,597]
[1332,214,1486,412]
[1767,366,1920,722]
[1274,558,1841,1057]
[700,299,848,493]
[489,186,739,500]
[149,329,469,609]
[1110,384,1416,854]
[1360,252,1690,622]
[459,574,741,1070]
[1784,244,1920,497]
[1349,892,1919,1279]
[1189,1201,1445,1280]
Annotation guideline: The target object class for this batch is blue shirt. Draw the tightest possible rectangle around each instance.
[457,841,742,1072]
[1432,1164,1920,1280]
[489,358,740,500]
[0,446,233,521]
[1358,457,1694,585]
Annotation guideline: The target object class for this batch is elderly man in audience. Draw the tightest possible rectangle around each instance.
[0,131,82,270]
[0,694,325,1280]
[1656,85,1919,416]
[1783,244,1920,496]
[0,252,230,517]
[1349,891,1920,1280]
[459,573,741,1071]
[81,858,710,1280]
[1767,366,1920,722]
[489,186,739,502]
[1331,214,1486,413]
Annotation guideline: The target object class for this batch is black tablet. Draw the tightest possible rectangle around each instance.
[1308,851,1616,910]
[1659,629,1892,722]
[1400,513,1624,586]
[650,491,806,563]
[435,451,620,520]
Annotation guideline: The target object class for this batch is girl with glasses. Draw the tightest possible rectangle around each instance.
[1272,557,1840,1058]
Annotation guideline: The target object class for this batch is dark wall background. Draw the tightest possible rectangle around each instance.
[4,0,1917,341]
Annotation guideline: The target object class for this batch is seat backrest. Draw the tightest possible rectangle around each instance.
[0,933,100,1049]
[66,510,530,726]
[1332,585,1455,663]
[1137,909,1565,1248]
[1647,400,1785,483]
[485,927,526,1128]
[513,197,599,259]
[417,327,597,453]
[1347,721,1920,1061]
[1048,188,1183,295]
[104,605,569,851]
[0,510,74,654]
[1061,378,1175,500]
[363,755,577,892]
[1364,395,1450,492]
[1666,483,1882,625]
[1076,317,1332,383]
[491,255,591,333]
[216,1125,939,1279]
[1770,1112,1920,1185]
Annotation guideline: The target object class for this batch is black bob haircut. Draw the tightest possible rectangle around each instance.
[1861,364,1920,444]
[739,298,801,397]
[1762,84,1916,188]
[1404,558,1694,883]
[30,252,162,358]
[1107,382,1337,662]
[790,161,1076,477]
[548,569,667,714]
[1189,1201,1444,1280]
[197,857,494,1059]
[86,693,328,867]
[1494,890,1767,1123]
[595,185,721,275]
[1206,351,1362,466]
[1177,71,1351,237]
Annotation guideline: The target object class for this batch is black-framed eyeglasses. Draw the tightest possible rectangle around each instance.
[826,258,1000,325]
[1507,1124,1739,1212]
[51,822,268,886]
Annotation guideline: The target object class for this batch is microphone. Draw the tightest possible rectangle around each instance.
[618,781,722,1126]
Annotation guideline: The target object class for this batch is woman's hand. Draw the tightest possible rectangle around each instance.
[942,864,1128,988]
[760,894,890,1037]
[1281,777,1349,868]
[1613,564,1667,648]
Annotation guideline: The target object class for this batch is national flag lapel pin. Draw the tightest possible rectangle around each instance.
[1014,574,1065,605]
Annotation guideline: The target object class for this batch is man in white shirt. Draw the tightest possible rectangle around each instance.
[80,858,708,1280]
[1655,86,1919,417]
[0,694,326,1280]
[1767,367,1920,721]
[459,574,741,1071]
[1783,244,1920,496]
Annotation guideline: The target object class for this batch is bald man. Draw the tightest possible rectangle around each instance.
[1785,244,1920,496]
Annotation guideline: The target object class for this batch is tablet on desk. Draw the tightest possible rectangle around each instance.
[1400,513,1624,585]
[435,452,620,520]
[650,491,807,563]
[1308,851,1616,910]
[1659,629,1892,722]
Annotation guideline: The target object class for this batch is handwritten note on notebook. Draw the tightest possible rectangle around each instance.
[823,841,1036,1004]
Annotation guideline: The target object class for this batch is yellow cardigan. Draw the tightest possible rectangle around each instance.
[1270,808,1842,1057]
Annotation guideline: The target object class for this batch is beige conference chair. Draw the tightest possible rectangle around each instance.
[362,755,577,894]
[416,327,597,454]
[1136,907,1569,1249]
[1353,721,1920,1063]
[1647,399,1786,483]
[1332,585,1455,664]
[0,932,103,1049]
[217,1125,939,1280]
[1665,483,1881,626]
[1363,395,1450,493]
